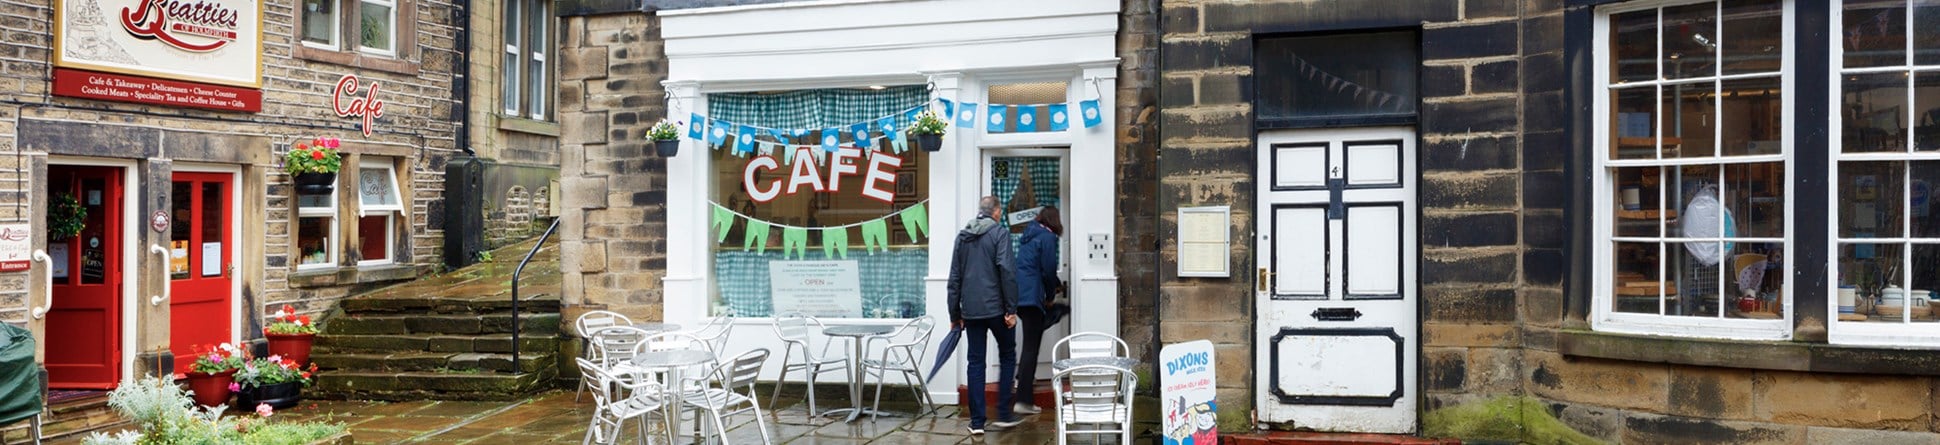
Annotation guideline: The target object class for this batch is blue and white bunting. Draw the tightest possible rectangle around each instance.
[878,116,903,152]
[735,125,757,153]
[1049,103,1070,131]
[957,103,978,128]
[986,105,1008,133]
[939,98,955,119]
[850,122,873,149]
[1080,99,1102,128]
[820,128,841,152]
[687,113,707,141]
[1017,105,1039,133]
[707,119,730,147]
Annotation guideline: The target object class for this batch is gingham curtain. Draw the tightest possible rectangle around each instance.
[707,86,929,130]
[715,248,928,318]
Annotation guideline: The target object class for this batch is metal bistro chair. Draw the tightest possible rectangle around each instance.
[1053,332,1130,362]
[575,310,636,401]
[861,317,935,416]
[675,348,775,445]
[586,325,655,403]
[768,313,849,416]
[1052,364,1137,445]
[576,357,668,445]
[683,315,736,359]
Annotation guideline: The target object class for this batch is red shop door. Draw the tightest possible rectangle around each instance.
[46,166,124,389]
[168,172,234,376]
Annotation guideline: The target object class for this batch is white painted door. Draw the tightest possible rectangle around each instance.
[1254,127,1417,433]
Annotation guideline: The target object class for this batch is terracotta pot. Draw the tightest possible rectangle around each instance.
[235,381,302,410]
[266,332,316,367]
[292,172,336,195]
[185,369,235,408]
[917,133,943,152]
[654,139,680,157]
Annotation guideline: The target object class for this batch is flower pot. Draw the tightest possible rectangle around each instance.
[916,133,943,152]
[235,382,303,410]
[185,369,236,408]
[292,172,336,195]
[654,139,680,157]
[266,333,316,367]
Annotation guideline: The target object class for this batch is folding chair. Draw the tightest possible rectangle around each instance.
[1052,364,1136,445]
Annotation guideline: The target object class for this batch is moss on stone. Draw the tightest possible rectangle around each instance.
[1422,396,1605,444]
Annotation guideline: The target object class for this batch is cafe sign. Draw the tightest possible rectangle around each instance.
[53,0,263,110]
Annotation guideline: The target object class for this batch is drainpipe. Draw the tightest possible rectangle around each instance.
[454,1,474,157]
[1147,0,1163,373]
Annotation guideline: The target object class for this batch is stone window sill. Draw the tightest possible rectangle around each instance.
[496,114,561,136]
[1559,329,1940,376]
[288,263,426,289]
[294,45,421,76]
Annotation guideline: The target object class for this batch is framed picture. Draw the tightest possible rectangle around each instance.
[895,171,918,198]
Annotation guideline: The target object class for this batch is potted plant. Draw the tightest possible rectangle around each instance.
[232,355,317,410]
[909,110,948,151]
[184,342,247,408]
[46,192,85,241]
[263,305,319,367]
[285,137,342,195]
[649,120,682,157]
[80,375,347,445]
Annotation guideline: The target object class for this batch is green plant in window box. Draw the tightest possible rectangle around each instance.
[650,119,682,157]
[909,110,947,152]
[285,138,342,196]
[47,192,85,241]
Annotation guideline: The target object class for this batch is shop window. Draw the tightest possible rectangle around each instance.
[502,0,552,120]
[359,0,397,55]
[1255,31,1419,123]
[1595,0,1790,339]
[294,0,417,72]
[706,86,931,318]
[301,0,340,48]
[356,159,402,265]
[296,190,338,270]
[1832,0,1940,341]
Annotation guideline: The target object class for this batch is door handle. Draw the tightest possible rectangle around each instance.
[31,250,51,319]
[1257,268,1274,292]
[149,244,169,306]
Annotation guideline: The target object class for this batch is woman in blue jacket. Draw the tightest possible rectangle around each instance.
[1011,206,1063,415]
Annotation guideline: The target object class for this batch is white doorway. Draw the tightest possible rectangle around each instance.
[979,150,1069,382]
[1253,127,1418,433]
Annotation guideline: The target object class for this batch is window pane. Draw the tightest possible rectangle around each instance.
[1613,10,1658,83]
[1721,0,1783,75]
[1917,72,1940,151]
[1255,31,1418,120]
[1615,167,1665,238]
[1842,73,1910,153]
[358,215,389,262]
[1910,161,1940,238]
[988,82,1066,133]
[360,1,394,51]
[358,167,399,207]
[170,181,192,279]
[298,216,333,266]
[302,0,337,45]
[1840,161,1906,239]
[1670,241,1724,317]
[528,1,549,119]
[1725,162,1785,239]
[1661,3,1718,80]
[1918,1,1940,65]
[1613,241,1665,314]
[201,182,224,278]
[1723,242,1783,319]
[1664,82,1717,158]
[297,193,333,209]
[1720,77,1783,156]
[502,0,521,113]
[1843,0,1906,68]
[1838,242,1907,323]
[1613,87,1660,160]
[1908,243,1940,323]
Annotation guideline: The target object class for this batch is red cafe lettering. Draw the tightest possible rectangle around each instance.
[121,0,242,52]
[743,147,902,204]
[332,74,384,137]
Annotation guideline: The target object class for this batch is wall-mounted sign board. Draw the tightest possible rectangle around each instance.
[1177,206,1230,278]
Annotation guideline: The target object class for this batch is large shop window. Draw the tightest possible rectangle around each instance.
[502,0,553,120]
[357,159,402,265]
[296,188,339,270]
[1832,0,1940,342]
[1596,0,1791,339]
[707,86,931,318]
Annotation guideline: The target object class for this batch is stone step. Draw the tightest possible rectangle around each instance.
[308,367,559,402]
[315,333,560,354]
[321,312,561,336]
[0,393,129,445]
[312,350,553,374]
[337,294,560,315]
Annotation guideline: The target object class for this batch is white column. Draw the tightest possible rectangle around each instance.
[1070,63,1120,338]
[924,72,966,400]
[662,81,708,323]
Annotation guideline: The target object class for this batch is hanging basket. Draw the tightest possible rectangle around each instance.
[654,139,680,157]
[292,172,336,196]
[916,133,943,152]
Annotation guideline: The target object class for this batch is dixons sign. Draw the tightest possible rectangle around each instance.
[55,0,262,109]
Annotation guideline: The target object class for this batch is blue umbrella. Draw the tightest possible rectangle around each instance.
[925,325,963,385]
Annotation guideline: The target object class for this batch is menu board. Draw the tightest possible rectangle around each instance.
[1177,206,1230,277]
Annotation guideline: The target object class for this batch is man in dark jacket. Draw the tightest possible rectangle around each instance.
[948,196,1022,434]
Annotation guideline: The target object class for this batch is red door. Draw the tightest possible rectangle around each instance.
[168,172,234,376]
[46,166,124,389]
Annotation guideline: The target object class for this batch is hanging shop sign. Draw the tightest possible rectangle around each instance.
[52,0,264,110]
[0,223,29,272]
[333,74,385,137]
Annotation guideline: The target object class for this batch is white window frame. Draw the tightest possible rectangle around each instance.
[1591,0,1796,340]
[295,188,339,271]
[300,0,342,50]
[355,159,402,266]
[501,0,522,115]
[1826,1,1940,347]
[526,0,550,120]
[357,0,398,56]
[501,0,553,120]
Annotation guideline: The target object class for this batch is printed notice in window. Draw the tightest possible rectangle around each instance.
[1178,206,1230,277]
[770,260,863,318]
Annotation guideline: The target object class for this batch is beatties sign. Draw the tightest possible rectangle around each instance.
[332,74,384,137]
[120,0,242,52]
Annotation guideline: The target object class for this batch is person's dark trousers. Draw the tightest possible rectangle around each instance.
[963,316,1017,428]
[1012,306,1048,406]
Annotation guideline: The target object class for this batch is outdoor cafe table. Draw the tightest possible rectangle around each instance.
[629,322,683,334]
[821,324,897,422]
[1052,356,1139,372]
[631,348,714,442]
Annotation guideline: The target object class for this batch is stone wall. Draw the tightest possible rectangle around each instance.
[1115,0,1163,365]
[467,0,563,252]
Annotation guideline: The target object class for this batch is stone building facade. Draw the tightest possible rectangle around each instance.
[0,0,465,387]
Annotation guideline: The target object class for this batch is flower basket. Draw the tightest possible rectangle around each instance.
[649,120,682,157]
[184,369,235,408]
[908,110,948,152]
[286,137,342,195]
[654,139,680,157]
[265,333,315,367]
[235,381,302,410]
[917,133,943,152]
[292,172,336,196]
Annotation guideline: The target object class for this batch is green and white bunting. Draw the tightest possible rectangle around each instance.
[710,201,930,259]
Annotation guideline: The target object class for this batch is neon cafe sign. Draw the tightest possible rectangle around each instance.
[742,146,902,204]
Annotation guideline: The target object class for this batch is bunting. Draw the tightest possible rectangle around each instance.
[709,200,931,257]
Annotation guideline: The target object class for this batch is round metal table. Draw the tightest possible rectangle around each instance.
[629,322,683,334]
[822,325,896,422]
[632,349,715,442]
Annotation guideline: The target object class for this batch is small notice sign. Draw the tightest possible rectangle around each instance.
[769,260,863,317]
[1177,206,1230,277]
[0,223,29,272]
[1161,340,1218,445]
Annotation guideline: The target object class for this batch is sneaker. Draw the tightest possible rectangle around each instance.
[1013,402,1042,415]
[967,426,985,435]
[989,417,1024,429]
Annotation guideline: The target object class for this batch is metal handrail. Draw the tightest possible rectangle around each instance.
[510,218,561,374]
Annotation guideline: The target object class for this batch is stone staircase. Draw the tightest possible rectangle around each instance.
[309,241,563,401]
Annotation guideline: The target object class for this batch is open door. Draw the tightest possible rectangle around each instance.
[168,172,234,376]
[46,166,124,389]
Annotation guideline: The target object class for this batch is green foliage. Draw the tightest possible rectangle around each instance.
[474,250,495,263]
[264,305,319,336]
[47,192,86,240]
[909,110,948,135]
[235,356,317,389]
[239,421,347,445]
[83,375,344,445]
[284,138,343,175]
[1422,396,1606,444]
[190,343,247,375]
[648,120,682,141]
